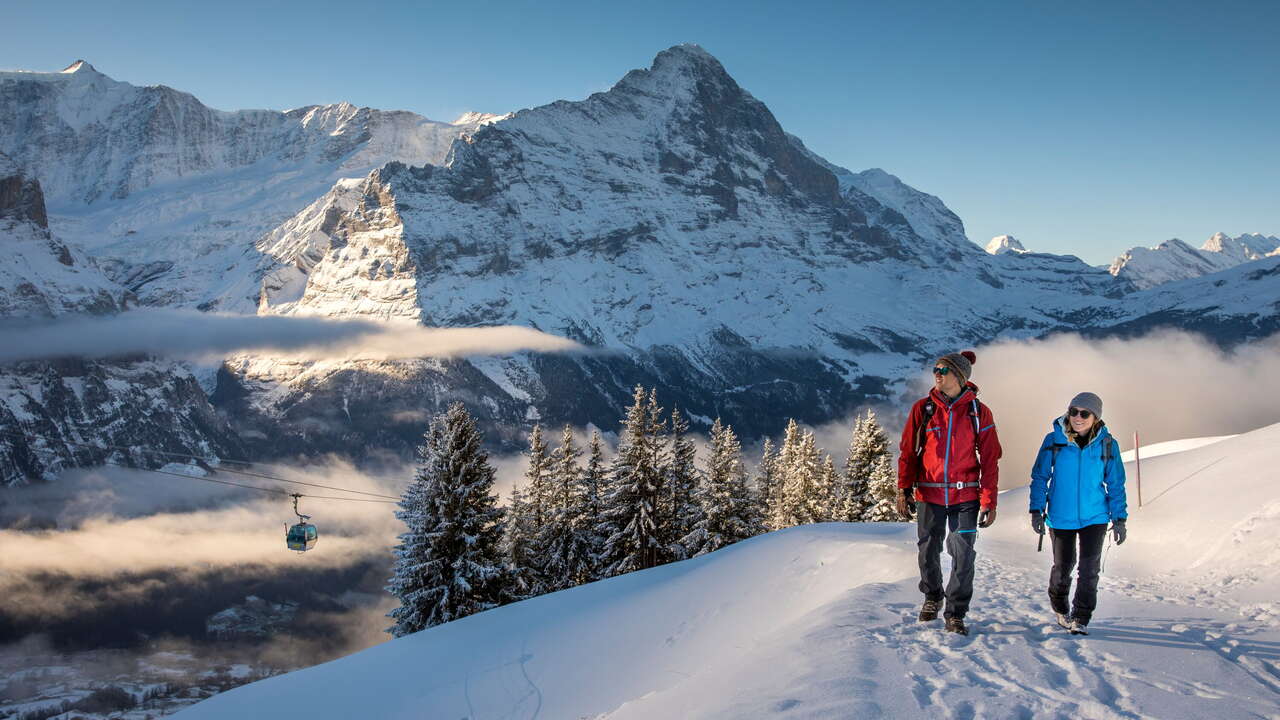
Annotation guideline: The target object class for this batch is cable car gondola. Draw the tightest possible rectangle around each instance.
[286,494,318,551]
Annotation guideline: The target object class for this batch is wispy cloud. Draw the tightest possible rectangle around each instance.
[0,309,584,364]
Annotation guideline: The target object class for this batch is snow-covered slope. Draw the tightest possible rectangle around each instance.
[175,422,1280,719]
[0,60,503,309]
[1109,232,1280,290]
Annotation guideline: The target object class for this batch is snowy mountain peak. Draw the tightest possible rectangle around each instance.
[451,111,508,126]
[986,235,1027,255]
[1109,232,1280,290]
[60,59,99,74]
[612,43,739,102]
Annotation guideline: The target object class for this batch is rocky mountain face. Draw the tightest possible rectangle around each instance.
[0,61,502,309]
[1109,232,1280,290]
[218,45,1272,460]
[0,157,244,485]
[4,46,1279,471]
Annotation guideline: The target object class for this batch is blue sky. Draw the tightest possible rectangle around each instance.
[4,0,1276,264]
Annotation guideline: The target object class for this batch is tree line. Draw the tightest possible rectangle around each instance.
[386,386,899,637]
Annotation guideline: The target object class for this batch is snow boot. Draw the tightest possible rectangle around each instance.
[918,598,942,622]
[1069,618,1089,636]
[1055,612,1072,630]
[945,617,968,635]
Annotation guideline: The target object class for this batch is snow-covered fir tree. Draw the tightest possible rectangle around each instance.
[772,421,829,528]
[386,402,505,636]
[498,483,538,601]
[754,437,780,534]
[663,407,701,561]
[502,424,554,599]
[598,386,667,576]
[581,429,610,580]
[766,421,803,530]
[683,418,754,556]
[539,425,594,591]
[856,411,901,522]
[864,452,901,522]
[836,412,874,522]
[817,453,839,520]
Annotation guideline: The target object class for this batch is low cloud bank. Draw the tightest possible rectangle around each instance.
[957,330,1280,490]
[0,309,584,363]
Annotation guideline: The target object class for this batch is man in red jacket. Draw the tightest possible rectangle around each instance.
[896,350,1002,635]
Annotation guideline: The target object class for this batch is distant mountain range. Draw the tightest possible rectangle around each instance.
[2,46,1278,481]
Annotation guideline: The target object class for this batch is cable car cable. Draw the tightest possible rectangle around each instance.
[0,429,401,500]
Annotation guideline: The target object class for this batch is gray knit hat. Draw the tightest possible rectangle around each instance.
[1069,392,1103,418]
[936,350,976,384]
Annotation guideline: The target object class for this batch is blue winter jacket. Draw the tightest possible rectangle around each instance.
[1028,417,1128,530]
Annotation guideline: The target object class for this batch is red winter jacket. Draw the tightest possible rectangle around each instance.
[897,383,1002,509]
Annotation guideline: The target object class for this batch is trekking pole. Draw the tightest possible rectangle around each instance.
[1037,529,1044,552]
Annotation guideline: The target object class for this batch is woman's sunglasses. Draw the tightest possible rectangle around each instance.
[1068,407,1093,419]
[932,366,951,376]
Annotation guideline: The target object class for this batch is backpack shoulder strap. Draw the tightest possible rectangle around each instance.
[913,398,936,457]
[970,396,982,453]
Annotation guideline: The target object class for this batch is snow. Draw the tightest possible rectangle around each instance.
[1109,232,1280,290]
[175,421,1280,719]
[1120,434,1235,462]
[986,234,1028,255]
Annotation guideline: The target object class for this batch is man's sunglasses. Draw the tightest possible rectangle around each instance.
[1068,407,1093,420]
[932,366,951,376]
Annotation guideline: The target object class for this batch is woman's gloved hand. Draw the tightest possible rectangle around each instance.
[1030,510,1045,535]
[1112,518,1127,545]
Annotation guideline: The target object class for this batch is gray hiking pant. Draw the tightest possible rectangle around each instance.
[916,500,980,619]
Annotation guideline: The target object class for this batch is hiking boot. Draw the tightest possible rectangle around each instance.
[918,598,942,622]
[1069,618,1089,636]
[945,617,968,635]
[1055,612,1072,630]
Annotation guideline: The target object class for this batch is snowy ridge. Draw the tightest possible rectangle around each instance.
[218,45,1280,458]
[175,422,1280,719]
[1108,232,1280,290]
[0,61,502,309]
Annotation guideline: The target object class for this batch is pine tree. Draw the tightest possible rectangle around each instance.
[815,453,838,522]
[540,425,593,591]
[767,420,804,530]
[386,402,504,636]
[860,411,901,522]
[663,407,701,561]
[498,483,538,601]
[753,437,779,534]
[774,422,828,527]
[581,429,610,580]
[516,424,554,596]
[837,413,873,522]
[598,386,665,576]
[683,419,754,556]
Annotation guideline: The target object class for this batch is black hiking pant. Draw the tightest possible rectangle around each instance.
[1048,523,1108,624]
[916,500,979,619]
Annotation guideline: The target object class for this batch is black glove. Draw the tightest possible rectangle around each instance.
[1030,510,1045,535]
[1112,518,1126,545]
[978,507,997,528]
[897,487,917,519]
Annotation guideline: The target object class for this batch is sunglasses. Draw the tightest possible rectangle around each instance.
[1068,407,1093,420]
[932,366,951,376]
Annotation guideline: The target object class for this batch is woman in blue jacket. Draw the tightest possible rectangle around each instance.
[1028,392,1127,635]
